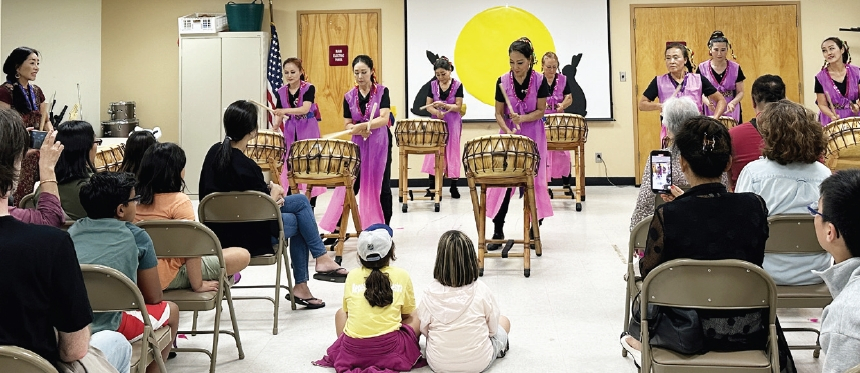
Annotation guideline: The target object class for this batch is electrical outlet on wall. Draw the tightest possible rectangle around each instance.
[595,153,603,163]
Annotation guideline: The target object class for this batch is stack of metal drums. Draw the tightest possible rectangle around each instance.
[102,101,139,137]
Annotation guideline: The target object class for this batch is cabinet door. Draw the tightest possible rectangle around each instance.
[222,35,265,129]
[180,37,222,195]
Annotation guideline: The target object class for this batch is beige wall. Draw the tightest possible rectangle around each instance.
[2,0,101,129]
[101,0,860,180]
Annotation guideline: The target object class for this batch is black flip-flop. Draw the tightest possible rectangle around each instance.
[313,268,349,283]
[295,297,326,309]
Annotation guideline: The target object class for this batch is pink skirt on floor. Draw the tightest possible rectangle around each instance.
[314,324,426,373]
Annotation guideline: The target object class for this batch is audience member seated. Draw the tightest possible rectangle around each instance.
[9,127,64,227]
[630,97,729,231]
[135,142,250,291]
[620,116,796,372]
[118,130,156,175]
[736,99,832,285]
[0,109,132,373]
[199,100,347,309]
[70,172,178,373]
[813,169,860,373]
[34,120,97,220]
[728,74,786,190]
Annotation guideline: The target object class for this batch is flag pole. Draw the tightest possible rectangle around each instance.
[268,0,274,25]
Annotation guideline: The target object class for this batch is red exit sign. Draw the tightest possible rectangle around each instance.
[329,45,348,66]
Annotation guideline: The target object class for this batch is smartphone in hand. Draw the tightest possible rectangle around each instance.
[650,150,672,194]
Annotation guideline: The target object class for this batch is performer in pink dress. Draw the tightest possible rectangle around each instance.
[274,57,326,201]
[542,52,574,194]
[422,56,464,199]
[639,42,726,145]
[698,31,746,123]
[814,37,860,126]
[487,37,554,250]
[320,55,393,237]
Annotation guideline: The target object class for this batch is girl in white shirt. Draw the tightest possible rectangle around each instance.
[418,230,511,372]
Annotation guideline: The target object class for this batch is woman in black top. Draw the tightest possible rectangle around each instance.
[199,100,348,309]
[621,116,796,372]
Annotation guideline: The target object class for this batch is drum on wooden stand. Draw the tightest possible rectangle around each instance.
[394,118,449,213]
[94,144,125,172]
[244,130,286,184]
[823,116,860,171]
[544,113,588,211]
[463,134,541,278]
[288,138,361,265]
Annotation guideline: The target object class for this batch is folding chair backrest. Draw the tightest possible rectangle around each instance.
[137,220,224,260]
[0,346,58,373]
[18,193,36,209]
[198,191,281,224]
[642,259,776,322]
[628,215,652,262]
[80,264,148,314]
[765,214,825,254]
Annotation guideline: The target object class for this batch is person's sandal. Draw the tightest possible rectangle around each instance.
[487,233,504,251]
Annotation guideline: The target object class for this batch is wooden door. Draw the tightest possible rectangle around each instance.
[633,6,715,184]
[631,4,802,184]
[715,4,801,117]
[298,11,381,138]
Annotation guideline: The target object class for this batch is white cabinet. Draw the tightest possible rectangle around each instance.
[179,32,266,195]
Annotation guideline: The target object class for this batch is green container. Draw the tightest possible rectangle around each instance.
[225,0,264,32]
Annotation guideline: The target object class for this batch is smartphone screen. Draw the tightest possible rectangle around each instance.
[650,150,672,194]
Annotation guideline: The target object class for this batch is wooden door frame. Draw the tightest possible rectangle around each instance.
[629,2,803,184]
[296,9,384,81]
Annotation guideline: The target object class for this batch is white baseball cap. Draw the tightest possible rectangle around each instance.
[357,224,393,262]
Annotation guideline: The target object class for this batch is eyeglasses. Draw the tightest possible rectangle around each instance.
[123,195,141,205]
[94,139,103,146]
[809,200,841,236]
[807,201,825,218]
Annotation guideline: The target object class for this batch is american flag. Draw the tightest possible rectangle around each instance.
[266,23,283,129]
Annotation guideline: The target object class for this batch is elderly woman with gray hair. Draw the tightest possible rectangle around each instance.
[629,97,730,230]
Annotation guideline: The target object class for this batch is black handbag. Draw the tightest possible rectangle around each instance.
[629,291,705,355]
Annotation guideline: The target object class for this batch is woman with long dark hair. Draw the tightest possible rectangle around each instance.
[320,54,394,237]
[1,47,52,204]
[273,57,326,200]
[136,142,250,292]
[34,120,98,220]
[486,37,553,249]
[814,37,859,126]
[199,100,347,309]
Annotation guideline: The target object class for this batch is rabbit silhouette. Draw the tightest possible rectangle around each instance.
[411,50,440,117]
[562,53,587,116]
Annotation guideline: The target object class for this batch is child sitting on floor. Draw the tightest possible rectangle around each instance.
[418,230,511,372]
[314,224,426,372]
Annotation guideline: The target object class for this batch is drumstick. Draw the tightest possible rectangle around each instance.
[250,99,277,114]
[498,83,520,132]
[324,103,379,139]
[323,129,353,139]
[419,104,433,110]
[366,103,378,133]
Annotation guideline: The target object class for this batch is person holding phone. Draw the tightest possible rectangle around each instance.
[630,97,729,231]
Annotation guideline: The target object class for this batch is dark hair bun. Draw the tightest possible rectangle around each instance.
[710,31,725,40]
